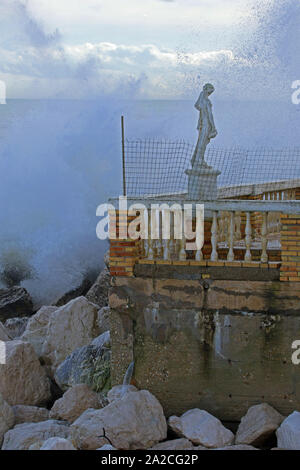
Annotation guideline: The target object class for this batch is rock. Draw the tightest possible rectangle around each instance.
[0,393,15,445]
[55,278,92,307]
[104,250,110,269]
[28,441,43,450]
[2,420,70,450]
[4,317,29,339]
[97,307,111,334]
[0,286,33,321]
[21,306,57,357]
[0,321,11,341]
[276,411,300,450]
[236,403,284,446]
[42,297,100,370]
[0,340,51,406]
[40,437,76,450]
[55,332,111,393]
[12,405,49,425]
[70,390,167,450]
[86,267,110,308]
[97,444,117,450]
[108,385,138,403]
[150,438,194,450]
[215,445,258,450]
[168,409,234,449]
[50,384,102,423]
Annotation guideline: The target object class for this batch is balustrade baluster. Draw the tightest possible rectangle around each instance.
[244,212,252,262]
[261,212,268,263]
[227,211,234,262]
[211,211,218,261]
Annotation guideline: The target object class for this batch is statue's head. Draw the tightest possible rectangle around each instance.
[203,83,215,96]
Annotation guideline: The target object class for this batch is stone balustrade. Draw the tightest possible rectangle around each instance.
[108,198,300,281]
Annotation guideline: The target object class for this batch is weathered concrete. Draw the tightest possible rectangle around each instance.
[110,274,300,421]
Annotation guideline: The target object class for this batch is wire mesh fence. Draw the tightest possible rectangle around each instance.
[124,139,300,199]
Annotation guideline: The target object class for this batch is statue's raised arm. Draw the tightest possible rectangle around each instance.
[191,83,217,169]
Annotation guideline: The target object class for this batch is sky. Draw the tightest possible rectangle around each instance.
[0,0,299,99]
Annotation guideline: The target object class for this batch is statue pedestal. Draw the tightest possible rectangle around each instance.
[185,163,221,200]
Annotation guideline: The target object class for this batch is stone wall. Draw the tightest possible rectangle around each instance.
[109,266,300,421]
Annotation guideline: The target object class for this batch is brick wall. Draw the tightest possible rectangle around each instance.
[280,214,300,282]
[109,210,141,277]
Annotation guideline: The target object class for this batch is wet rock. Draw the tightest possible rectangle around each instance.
[12,405,49,425]
[276,411,300,450]
[55,278,92,307]
[0,286,33,321]
[86,267,110,308]
[168,409,234,449]
[2,420,70,450]
[55,332,111,393]
[0,340,51,406]
[50,384,103,423]
[236,403,284,446]
[70,390,167,450]
[42,297,100,370]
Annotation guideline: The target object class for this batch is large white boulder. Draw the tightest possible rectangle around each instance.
[70,390,167,450]
[21,306,57,357]
[2,420,70,450]
[40,437,76,450]
[12,405,49,425]
[236,403,284,445]
[168,409,234,449]
[0,393,15,445]
[0,340,51,406]
[276,411,300,450]
[50,384,102,423]
[42,297,100,370]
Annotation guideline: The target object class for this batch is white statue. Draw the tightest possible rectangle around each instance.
[191,83,217,169]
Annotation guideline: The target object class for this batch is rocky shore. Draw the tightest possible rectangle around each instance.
[0,260,300,451]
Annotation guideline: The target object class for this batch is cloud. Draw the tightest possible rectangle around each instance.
[0,39,240,98]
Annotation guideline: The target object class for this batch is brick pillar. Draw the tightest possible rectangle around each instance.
[280,214,300,282]
[109,210,141,277]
